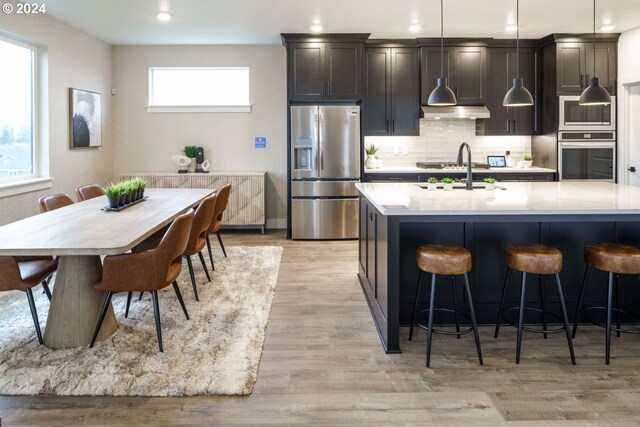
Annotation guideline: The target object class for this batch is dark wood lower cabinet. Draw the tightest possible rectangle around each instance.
[357,199,640,353]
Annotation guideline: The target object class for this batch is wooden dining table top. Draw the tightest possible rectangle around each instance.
[0,188,215,256]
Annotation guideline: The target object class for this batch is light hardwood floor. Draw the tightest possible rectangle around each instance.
[2,230,640,425]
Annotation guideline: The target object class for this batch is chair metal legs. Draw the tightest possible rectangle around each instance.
[125,292,133,318]
[206,234,215,271]
[217,232,227,258]
[90,291,114,348]
[41,279,52,301]
[198,251,211,282]
[25,288,43,345]
[173,281,189,320]
[185,255,199,301]
[151,290,163,352]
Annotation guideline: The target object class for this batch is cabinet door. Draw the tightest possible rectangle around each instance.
[420,46,452,105]
[391,48,420,135]
[484,48,511,135]
[363,48,391,135]
[512,48,540,134]
[289,43,324,100]
[453,46,486,105]
[325,43,362,100]
[557,42,586,93]
[585,43,617,95]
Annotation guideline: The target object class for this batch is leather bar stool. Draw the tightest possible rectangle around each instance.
[495,243,576,365]
[572,243,640,364]
[408,244,483,368]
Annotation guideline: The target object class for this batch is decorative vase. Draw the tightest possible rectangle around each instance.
[485,183,495,191]
[187,158,197,173]
[443,183,453,191]
[365,155,376,169]
[374,158,382,168]
[523,160,533,168]
[427,183,437,191]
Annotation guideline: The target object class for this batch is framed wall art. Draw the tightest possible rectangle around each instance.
[69,88,102,148]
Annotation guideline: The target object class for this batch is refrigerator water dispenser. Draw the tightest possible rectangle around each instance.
[294,138,313,170]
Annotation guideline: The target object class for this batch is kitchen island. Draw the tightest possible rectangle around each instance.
[356,182,640,353]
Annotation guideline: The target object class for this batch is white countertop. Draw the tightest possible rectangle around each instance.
[364,166,556,174]
[356,182,640,216]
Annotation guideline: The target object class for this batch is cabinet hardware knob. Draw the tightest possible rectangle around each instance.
[629,166,637,173]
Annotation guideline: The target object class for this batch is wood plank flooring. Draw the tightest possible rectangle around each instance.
[1,230,640,425]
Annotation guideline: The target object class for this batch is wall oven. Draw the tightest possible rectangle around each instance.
[558,95,616,131]
[558,131,615,181]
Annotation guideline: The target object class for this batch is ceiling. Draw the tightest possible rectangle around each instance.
[41,0,640,45]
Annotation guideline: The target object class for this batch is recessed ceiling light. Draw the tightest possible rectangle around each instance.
[310,24,323,33]
[505,24,518,32]
[409,24,421,33]
[599,24,615,32]
[157,12,172,21]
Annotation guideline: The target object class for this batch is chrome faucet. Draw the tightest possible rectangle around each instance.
[456,142,473,190]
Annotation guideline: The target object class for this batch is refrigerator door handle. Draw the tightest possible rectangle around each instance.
[318,112,323,172]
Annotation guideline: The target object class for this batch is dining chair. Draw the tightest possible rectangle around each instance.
[38,193,74,213]
[89,209,195,352]
[184,193,217,302]
[206,183,231,270]
[0,256,57,345]
[76,184,104,201]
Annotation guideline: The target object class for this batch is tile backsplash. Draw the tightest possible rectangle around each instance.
[364,120,531,167]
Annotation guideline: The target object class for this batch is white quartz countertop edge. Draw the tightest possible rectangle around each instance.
[364,166,556,174]
[355,182,640,216]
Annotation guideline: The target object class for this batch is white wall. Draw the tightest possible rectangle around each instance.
[112,45,287,228]
[0,1,113,225]
[618,26,640,80]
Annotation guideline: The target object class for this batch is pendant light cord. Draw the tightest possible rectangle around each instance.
[593,0,596,72]
[440,0,444,78]
[516,0,520,77]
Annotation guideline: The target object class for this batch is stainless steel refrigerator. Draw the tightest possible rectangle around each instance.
[290,105,360,239]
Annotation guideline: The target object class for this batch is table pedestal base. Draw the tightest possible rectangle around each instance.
[44,255,118,349]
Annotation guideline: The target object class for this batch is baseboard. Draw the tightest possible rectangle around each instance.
[266,218,287,229]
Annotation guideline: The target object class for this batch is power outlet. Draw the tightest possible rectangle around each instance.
[402,146,408,155]
[393,146,399,156]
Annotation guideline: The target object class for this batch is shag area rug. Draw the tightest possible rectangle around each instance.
[0,245,282,396]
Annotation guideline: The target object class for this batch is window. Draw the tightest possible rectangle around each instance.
[147,67,251,113]
[0,38,35,182]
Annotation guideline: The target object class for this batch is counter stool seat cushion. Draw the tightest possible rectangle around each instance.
[505,243,562,275]
[585,243,640,275]
[416,244,471,276]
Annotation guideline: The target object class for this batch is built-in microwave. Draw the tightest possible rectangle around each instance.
[558,95,616,131]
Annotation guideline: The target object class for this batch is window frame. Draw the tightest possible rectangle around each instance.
[0,32,52,198]
[147,67,252,113]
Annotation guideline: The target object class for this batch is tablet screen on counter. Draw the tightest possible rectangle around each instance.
[487,156,506,167]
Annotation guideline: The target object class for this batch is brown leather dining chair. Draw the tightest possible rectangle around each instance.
[76,184,104,201]
[89,209,195,352]
[0,256,57,345]
[183,193,217,302]
[205,183,231,270]
[38,193,74,213]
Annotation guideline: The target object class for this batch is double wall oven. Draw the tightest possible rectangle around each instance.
[557,96,616,181]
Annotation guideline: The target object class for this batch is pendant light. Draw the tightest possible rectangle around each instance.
[503,0,534,107]
[427,0,457,106]
[579,0,611,105]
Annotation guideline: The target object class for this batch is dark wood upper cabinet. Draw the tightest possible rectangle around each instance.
[288,42,362,101]
[420,45,486,105]
[480,46,540,135]
[364,46,419,136]
[556,42,616,94]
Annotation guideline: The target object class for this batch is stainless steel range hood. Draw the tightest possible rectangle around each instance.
[421,105,490,120]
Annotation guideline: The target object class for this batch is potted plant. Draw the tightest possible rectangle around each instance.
[523,154,533,168]
[183,145,199,172]
[365,144,379,169]
[122,182,133,204]
[442,177,454,191]
[483,177,496,191]
[114,183,127,207]
[103,184,122,209]
[427,176,438,191]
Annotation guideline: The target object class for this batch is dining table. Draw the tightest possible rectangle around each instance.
[0,188,215,349]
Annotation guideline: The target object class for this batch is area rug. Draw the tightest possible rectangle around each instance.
[0,245,282,396]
